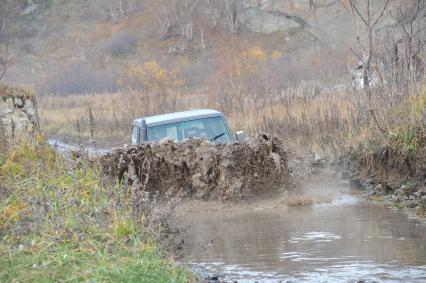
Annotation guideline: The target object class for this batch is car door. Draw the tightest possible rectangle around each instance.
[131,126,140,144]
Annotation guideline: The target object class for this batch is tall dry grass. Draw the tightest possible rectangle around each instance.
[38,82,362,154]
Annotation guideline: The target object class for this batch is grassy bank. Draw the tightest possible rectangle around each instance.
[348,81,426,217]
[0,137,194,282]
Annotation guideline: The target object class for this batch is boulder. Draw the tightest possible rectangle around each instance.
[0,84,39,140]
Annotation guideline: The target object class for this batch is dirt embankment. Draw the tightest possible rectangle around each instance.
[99,134,289,202]
[344,144,426,217]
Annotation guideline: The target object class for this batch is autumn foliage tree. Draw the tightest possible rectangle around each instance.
[122,61,185,92]
[213,46,282,113]
[119,61,185,115]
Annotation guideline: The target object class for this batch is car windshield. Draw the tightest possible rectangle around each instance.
[147,116,232,143]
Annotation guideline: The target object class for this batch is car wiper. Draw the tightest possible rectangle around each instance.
[211,132,225,142]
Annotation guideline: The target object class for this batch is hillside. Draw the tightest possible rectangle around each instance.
[4,0,393,93]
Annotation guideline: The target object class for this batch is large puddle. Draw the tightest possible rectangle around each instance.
[178,172,426,282]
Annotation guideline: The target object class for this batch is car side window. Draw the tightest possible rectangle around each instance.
[131,126,140,144]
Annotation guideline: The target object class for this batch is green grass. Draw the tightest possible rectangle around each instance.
[0,237,190,282]
[0,137,194,282]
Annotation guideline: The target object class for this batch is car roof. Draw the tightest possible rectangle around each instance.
[132,109,223,127]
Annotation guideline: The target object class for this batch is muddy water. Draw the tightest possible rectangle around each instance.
[47,139,109,157]
[178,171,426,282]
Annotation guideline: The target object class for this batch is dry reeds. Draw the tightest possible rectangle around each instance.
[38,83,361,153]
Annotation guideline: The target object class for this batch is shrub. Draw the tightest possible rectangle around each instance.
[101,30,136,57]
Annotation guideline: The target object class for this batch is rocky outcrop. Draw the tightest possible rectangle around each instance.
[99,134,288,202]
[0,84,39,140]
[237,0,334,44]
[236,0,392,48]
[238,7,301,34]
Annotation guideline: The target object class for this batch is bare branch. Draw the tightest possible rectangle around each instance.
[348,0,368,26]
[371,0,390,30]
[0,39,9,81]
[350,47,363,62]
[339,0,352,13]
[0,22,11,82]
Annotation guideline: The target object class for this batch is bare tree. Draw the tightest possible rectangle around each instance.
[309,0,339,22]
[393,0,426,81]
[373,0,425,104]
[0,33,10,81]
[0,1,19,82]
[201,0,221,26]
[158,0,241,42]
[223,0,239,34]
[340,0,390,124]
[204,0,239,34]
[89,0,143,20]
[159,0,200,42]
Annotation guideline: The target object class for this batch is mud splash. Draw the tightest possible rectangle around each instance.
[100,134,288,201]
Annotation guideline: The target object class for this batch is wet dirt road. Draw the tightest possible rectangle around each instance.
[176,169,426,282]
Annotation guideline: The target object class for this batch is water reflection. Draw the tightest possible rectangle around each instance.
[181,190,426,282]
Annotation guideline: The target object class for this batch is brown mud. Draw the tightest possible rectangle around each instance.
[93,134,295,262]
[99,134,289,202]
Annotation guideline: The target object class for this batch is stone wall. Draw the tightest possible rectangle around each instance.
[0,84,39,141]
